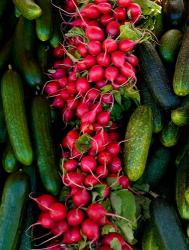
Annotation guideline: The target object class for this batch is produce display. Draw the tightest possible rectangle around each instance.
[0,0,189,249]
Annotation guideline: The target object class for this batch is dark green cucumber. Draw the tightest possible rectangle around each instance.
[176,154,189,219]
[151,199,188,250]
[0,37,12,73]
[37,42,51,72]
[140,145,171,187]
[1,68,33,166]
[160,121,180,147]
[137,41,180,110]
[2,142,18,173]
[0,92,6,144]
[159,29,183,64]
[124,105,153,181]
[31,96,61,196]
[162,0,185,27]
[173,26,189,96]
[12,0,42,20]
[172,95,189,126]
[142,221,159,250]
[49,12,62,48]
[13,17,42,89]
[0,171,29,250]
[36,0,53,41]
[140,81,164,133]
[153,12,164,39]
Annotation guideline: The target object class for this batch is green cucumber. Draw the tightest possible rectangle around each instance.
[137,41,180,110]
[176,154,189,219]
[124,105,153,181]
[175,134,189,166]
[173,26,189,96]
[13,17,42,89]
[142,221,159,250]
[1,68,33,166]
[0,171,29,250]
[0,37,12,73]
[0,92,6,144]
[140,81,164,133]
[160,121,180,147]
[162,0,185,27]
[12,0,42,20]
[31,96,61,196]
[37,42,51,72]
[151,198,188,250]
[36,0,53,41]
[2,142,19,173]
[49,12,62,48]
[153,12,164,39]
[159,29,183,64]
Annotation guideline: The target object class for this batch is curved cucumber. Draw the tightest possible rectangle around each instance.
[1,68,33,166]
[124,105,153,181]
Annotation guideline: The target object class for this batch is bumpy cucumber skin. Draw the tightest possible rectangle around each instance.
[0,172,29,250]
[2,143,18,173]
[142,222,159,250]
[12,0,42,20]
[171,107,189,126]
[159,29,183,64]
[31,96,61,196]
[173,26,189,96]
[160,121,180,147]
[124,105,153,181]
[1,69,33,166]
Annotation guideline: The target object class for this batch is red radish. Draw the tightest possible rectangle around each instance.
[97,111,110,126]
[58,77,68,88]
[59,89,70,100]
[88,41,102,56]
[67,98,79,110]
[103,38,117,52]
[117,74,127,84]
[81,4,100,19]
[110,157,122,173]
[64,130,79,149]
[63,227,82,244]
[87,203,106,221]
[102,184,110,198]
[71,145,83,160]
[103,232,126,246]
[109,132,120,142]
[119,175,129,189]
[98,151,112,165]
[76,102,90,118]
[64,159,78,172]
[77,44,88,57]
[62,57,73,70]
[102,93,113,104]
[83,55,96,68]
[51,96,64,109]
[68,71,77,81]
[70,186,81,196]
[53,46,64,58]
[98,246,112,250]
[53,60,65,69]
[97,53,111,67]
[127,3,142,23]
[51,220,69,235]
[82,219,100,241]
[114,7,126,20]
[91,103,103,114]
[86,26,105,41]
[105,66,119,82]
[32,212,55,229]
[84,174,99,187]
[76,77,90,94]
[126,54,139,67]
[120,62,136,79]
[107,143,120,156]
[85,19,99,27]
[123,245,133,250]
[88,65,104,82]
[86,88,100,101]
[65,0,76,12]
[97,2,112,14]
[80,122,94,134]
[30,194,56,211]
[81,109,97,124]
[51,69,66,79]
[69,18,85,28]
[96,165,108,178]
[91,131,110,152]
[44,81,59,95]
[64,172,85,187]
[80,156,97,173]
[119,39,136,52]
[72,188,91,207]
[63,108,74,122]
[66,81,77,95]
[118,0,132,7]
[96,80,106,89]
[106,21,120,37]
[100,14,114,26]
[49,203,67,221]
[111,51,125,67]
[67,209,84,226]
[94,0,108,3]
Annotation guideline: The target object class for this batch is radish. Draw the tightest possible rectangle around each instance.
[91,103,103,114]
[82,219,100,241]
[119,39,136,52]
[77,44,88,57]
[49,203,67,221]
[118,0,132,7]
[64,159,78,172]
[58,77,68,88]
[72,188,91,207]
[81,4,101,19]
[91,131,110,152]
[66,81,77,95]
[63,226,82,244]
[86,89,100,102]
[66,98,79,110]
[44,81,59,96]
[96,2,112,14]
[87,203,106,221]
[63,108,74,122]
[102,93,113,104]
[103,232,126,246]
[120,62,136,79]
[80,122,94,134]
[97,53,111,67]
[86,26,105,41]
[51,69,66,79]
[100,14,114,26]
[88,65,105,82]
[106,21,120,37]
[96,80,106,89]
[94,0,108,3]
[107,143,120,156]
[29,212,55,230]
[62,57,73,70]
[80,155,97,173]
[98,151,112,165]
[64,130,79,149]
[88,41,102,56]
[109,132,120,142]
[76,102,90,118]
[64,172,85,187]
[81,109,97,124]
[51,96,64,109]
[110,157,122,173]
[30,194,56,211]
[127,3,142,23]
[76,77,90,94]
[67,208,84,226]
[51,220,69,235]
[111,51,125,67]
[59,89,70,100]
[53,46,64,58]
[84,174,99,187]
[103,38,117,52]
[105,66,119,82]
[96,165,108,178]
[119,175,129,189]
[114,7,126,20]
[126,54,139,67]
[98,246,112,250]
[117,74,127,84]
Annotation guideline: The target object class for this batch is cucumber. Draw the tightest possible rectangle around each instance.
[124,105,153,181]
[31,96,61,196]
[0,171,29,250]
[160,121,180,147]
[151,198,188,250]
[162,0,185,27]
[49,12,62,48]
[37,42,51,72]
[173,26,189,96]
[140,145,171,187]
[172,95,189,126]
[1,68,33,166]
[0,37,12,73]
[142,221,159,250]
[159,29,183,64]
[175,134,189,166]
[137,41,180,110]
[12,0,42,20]
[176,154,189,219]
[140,81,164,133]
[36,0,53,41]
[2,142,19,173]
[0,92,6,144]
[13,17,42,89]
[187,224,189,238]
[153,12,164,39]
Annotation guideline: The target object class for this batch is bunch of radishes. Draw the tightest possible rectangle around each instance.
[34,0,142,249]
